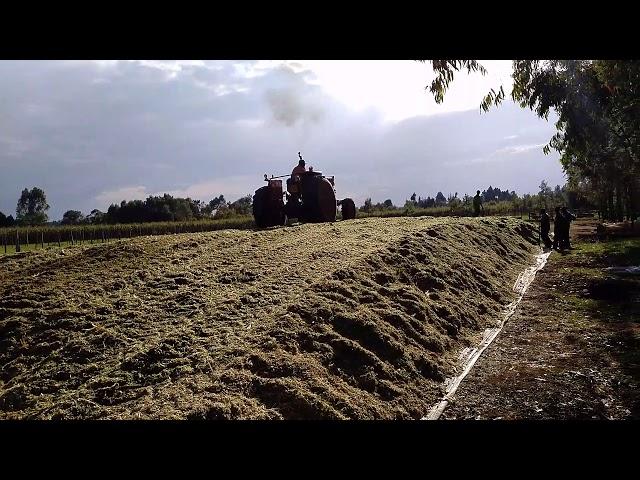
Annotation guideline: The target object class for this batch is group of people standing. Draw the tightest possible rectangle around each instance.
[465,191,576,252]
[539,206,576,251]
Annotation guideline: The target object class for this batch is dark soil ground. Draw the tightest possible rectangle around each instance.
[0,217,540,419]
[441,219,640,419]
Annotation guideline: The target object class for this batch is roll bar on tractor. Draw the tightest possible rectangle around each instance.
[264,174,290,181]
[264,172,336,182]
[263,152,334,184]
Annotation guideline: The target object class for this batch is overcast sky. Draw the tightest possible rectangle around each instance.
[0,60,566,220]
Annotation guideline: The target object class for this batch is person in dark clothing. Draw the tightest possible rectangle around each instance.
[539,208,552,249]
[287,152,307,200]
[560,206,576,249]
[552,206,566,251]
[291,152,306,177]
[473,190,483,217]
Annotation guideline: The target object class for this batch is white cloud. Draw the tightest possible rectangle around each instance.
[294,60,514,123]
[158,175,257,202]
[232,61,281,79]
[444,143,548,167]
[0,136,34,158]
[95,186,149,208]
[94,176,259,212]
[494,143,546,155]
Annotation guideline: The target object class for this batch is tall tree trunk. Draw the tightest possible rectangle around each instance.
[607,188,615,221]
[615,183,624,222]
[625,181,632,221]
[630,177,639,223]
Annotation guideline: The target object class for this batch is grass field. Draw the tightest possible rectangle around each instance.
[0,216,255,256]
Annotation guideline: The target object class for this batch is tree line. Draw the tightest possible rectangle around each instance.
[2,180,595,228]
[0,187,253,227]
[98,194,252,224]
[405,186,518,209]
[359,181,594,214]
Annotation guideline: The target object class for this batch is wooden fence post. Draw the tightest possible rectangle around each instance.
[16,229,21,253]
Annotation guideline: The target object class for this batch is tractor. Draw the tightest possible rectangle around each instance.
[252,153,357,228]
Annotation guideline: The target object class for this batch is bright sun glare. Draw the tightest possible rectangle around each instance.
[296,60,515,122]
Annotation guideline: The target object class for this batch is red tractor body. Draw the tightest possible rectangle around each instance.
[252,157,356,228]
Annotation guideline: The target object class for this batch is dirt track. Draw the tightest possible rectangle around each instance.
[0,217,538,419]
[441,227,640,420]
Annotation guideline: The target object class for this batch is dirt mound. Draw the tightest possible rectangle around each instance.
[0,217,538,419]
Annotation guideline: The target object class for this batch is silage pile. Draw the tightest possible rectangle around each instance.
[0,217,538,419]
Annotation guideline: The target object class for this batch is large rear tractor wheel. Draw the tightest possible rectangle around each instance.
[253,186,285,228]
[340,198,356,220]
[301,176,337,223]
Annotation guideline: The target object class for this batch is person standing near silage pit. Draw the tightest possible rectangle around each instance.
[561,206,576,250]
[539,208,552,249]
[552,206,566,251]
[473,190,484,217]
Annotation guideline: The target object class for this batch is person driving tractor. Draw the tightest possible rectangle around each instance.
[288,152,306,198]
[292,152,306,177]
